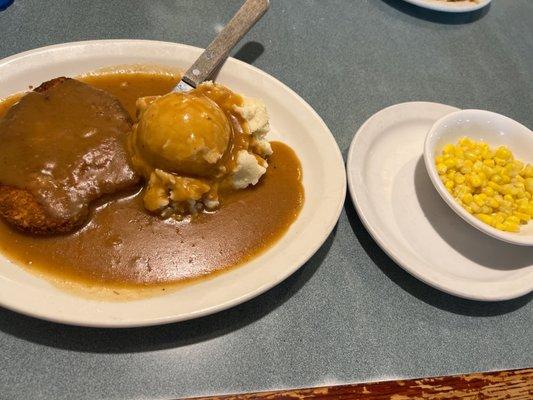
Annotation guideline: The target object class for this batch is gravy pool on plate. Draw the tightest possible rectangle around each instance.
[0,71,304,293]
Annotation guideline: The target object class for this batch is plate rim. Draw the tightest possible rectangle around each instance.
[0,39,347,327]
[346,101,533,302]
[402,0,491,13]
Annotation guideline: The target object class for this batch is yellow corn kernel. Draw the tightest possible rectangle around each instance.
[473,160,483,172]
[495,222,506,231]
[483,159,495,167]
[445,180,454,191]
[445,158,456,168]
[500,184,511,195]
[487,197,500,209]
[503,194,514,203]
[482,165,494,177]
[513,212,530,223]
[454,173,465,184]
[454,184,469,196]
[470,203,481,213]
[480,150,491,160]
[443,144,455,154]
[522,164,533,178]
[513,160,524,171]
[473,195,484,207]
[502,221,519,232]
[469,174,482,187]
[464,151,478,162]
[506,215,521,225]
[490,174,502,184]
[487,182,500,192]
[526,178,533,194]
[495,146,512,160]
[459,137,473,147]
[516,198,528,207]
[482,186,494,196]
[500,200,513,214]
[493,213,505,224]
[461,193,474,205]
[518,203,532,215]
[480,206,493,214]
[500,208,513,216]
[514,181,525,191]
[494,157,507,166]
[437,163,447,175]
[446,170,456,179]
[504,163,519,177]
[475,214,493,225]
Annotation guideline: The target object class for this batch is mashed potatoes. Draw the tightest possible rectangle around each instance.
[128,81,272,217]
[234,97,272,159]
[134,92,231,177]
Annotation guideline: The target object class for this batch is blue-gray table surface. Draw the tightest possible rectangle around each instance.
[0,1,532,399]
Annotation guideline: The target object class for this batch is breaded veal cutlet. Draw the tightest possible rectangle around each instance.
[0,77,139,235]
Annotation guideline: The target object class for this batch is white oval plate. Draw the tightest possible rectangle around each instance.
[402,0,491,13]
[0,40,346,327]
[347,102,533,301]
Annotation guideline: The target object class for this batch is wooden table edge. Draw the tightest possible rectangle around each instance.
[186,367,533,399]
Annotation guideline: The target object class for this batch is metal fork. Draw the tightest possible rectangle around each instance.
[173,0,270,93]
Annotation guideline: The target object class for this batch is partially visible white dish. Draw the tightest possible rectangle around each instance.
[347,102,533,301]
[402,0,491,13]
[0,40,346,327]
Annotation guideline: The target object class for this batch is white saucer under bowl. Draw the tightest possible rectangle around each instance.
[347,102,533,301]
[0,40,346,327]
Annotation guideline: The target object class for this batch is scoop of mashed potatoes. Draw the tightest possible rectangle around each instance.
[128,81,273,217]
[133,92,231,177]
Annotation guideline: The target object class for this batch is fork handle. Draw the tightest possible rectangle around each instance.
[180,0,269,88]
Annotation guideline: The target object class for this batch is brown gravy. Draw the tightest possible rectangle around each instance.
[0,72,304,290]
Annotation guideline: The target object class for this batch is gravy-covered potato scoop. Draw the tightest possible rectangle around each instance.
[128,81,273,217]
[134,92,231,177]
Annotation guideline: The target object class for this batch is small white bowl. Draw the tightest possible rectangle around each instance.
[424,109,533,246]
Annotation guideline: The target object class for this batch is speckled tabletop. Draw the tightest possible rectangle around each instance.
[0,1,532,399]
